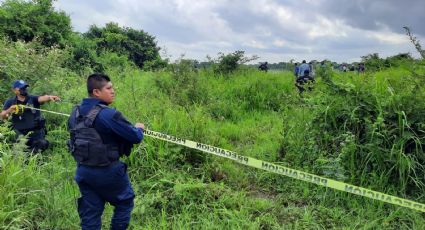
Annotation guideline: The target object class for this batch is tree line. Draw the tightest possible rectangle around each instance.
[0,0,165,72]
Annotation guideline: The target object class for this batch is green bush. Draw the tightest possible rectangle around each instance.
[213,50,258,75]
[0,0,72,47]
[84,22,166,70]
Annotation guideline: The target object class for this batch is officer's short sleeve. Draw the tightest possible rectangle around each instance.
[31,95,41,107]
[2,99,13,111]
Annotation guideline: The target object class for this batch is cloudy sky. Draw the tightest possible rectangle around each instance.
[54,0,424,63]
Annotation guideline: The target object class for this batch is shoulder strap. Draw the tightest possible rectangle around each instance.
[84,104,106,127]
[73,105,81,118]
[68,105,80,127]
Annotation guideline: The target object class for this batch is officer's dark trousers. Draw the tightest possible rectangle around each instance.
[16,128,49,152]
[75,161,135,230]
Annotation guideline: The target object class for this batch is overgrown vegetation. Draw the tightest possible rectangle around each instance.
[1,0,425,229]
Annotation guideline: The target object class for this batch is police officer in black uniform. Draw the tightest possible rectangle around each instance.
[258,61,269,72]
[0,80,60,152]
[68,73,144,230]
[295,70,315,94]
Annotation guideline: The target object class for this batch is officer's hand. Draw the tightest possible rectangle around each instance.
[135,123,145,130]
[49,96,61,102]
[8,105,17,114]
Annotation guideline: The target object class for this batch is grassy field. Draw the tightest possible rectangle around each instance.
[1,58,425,229]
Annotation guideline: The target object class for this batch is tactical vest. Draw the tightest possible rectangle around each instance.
[11,96,41,132]
[68,104,120,167]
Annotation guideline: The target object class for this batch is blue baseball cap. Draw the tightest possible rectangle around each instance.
[12,80,29,89]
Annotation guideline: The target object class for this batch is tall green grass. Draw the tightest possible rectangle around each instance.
[1,53,425,228]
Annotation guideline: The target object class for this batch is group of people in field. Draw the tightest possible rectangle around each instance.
[340,62,365,73]
[293,60,315,94]
[257,59,315,94]
[257,59,366,94]
[1,75,144,230]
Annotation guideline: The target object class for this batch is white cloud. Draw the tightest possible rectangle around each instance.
[367,32,407,45]
[242,40,268,49]
[308,16,348,39]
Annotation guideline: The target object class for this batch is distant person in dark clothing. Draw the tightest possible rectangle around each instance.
[341,64,347,72]
[295,70,315,94]
[258,62,268,72]
[294,63,299,78]
[298,60,310,77]
[358,63,365,73]
[308,61,315,77]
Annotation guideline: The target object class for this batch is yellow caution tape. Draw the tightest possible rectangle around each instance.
[144,129,425,213]
[13,104,25,114]
[21,105,70,117]
[19,105,425,212]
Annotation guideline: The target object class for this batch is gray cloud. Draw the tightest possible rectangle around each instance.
[316,0,425,36]
[52,0,423,63]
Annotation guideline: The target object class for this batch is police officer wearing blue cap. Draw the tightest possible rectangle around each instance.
[67,73,144,230]
[0,80,60,152]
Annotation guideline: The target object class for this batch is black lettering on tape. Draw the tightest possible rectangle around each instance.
[232,152,237,160]
[196,142,203,149]
[345,185,353,193]
[220,149,226,156]
[366,191,375,198]
[237,155,244,163]
[378,194,386,201]
[305,174,312,181]
[353,188,361,195]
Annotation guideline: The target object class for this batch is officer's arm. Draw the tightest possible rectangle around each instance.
[0,102,16,120]
[102,110,144,144]
[0,109,11,120]
[38,95,61,103]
